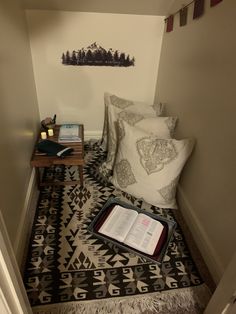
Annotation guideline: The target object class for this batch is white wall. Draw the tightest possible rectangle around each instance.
[0,0,39,248]
[26,10,164,135]
[155,0,236,282]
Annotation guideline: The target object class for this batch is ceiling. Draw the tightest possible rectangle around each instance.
[22,0,176,16]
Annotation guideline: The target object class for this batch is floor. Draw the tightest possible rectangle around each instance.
[20,156,216,313]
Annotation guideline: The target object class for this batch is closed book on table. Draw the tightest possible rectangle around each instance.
[58,124,81,142]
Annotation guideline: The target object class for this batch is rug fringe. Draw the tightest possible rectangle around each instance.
[32,284,211,314]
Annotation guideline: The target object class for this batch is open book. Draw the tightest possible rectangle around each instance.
[98,205,164,255]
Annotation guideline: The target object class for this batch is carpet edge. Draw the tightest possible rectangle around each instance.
[32,283,211,314]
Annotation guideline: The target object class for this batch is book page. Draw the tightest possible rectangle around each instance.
[124,213,164,255]
[98,205,138,242]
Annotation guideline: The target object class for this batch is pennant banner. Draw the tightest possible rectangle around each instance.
[179,7,188,27]
[193,0,205,19]
[166,15,174,32]
[210,0,223,7]
[165,0,221,33]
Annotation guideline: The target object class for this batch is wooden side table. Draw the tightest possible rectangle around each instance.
[31,124,84,188]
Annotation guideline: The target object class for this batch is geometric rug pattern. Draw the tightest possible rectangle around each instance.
[23,141,211,313]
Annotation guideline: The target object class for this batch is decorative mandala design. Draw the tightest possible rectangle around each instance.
[152,103,163,116]
[106,122,116,165]
[117,119,125,141]
[118,111,144,126]
[165,117,177,137]
[98,163,113,180]
[110,95,134,109]
[114,159,137,188]
[136,138,178,174]
[158,176,179,202]
[101,107,108,150]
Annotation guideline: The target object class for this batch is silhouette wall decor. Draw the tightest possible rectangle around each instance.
[61,42,135,67]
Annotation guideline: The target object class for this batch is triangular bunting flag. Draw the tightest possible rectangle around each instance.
[210,0,223,6]
[179,7,188,26]
[166,15,174,32]
[193,0,205,19]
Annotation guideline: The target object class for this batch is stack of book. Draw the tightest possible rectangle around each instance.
[58,124,81,143]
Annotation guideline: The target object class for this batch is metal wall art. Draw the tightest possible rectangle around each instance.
[61,42,135,67]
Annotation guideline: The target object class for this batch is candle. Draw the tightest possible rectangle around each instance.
[48,129,54,136]
[41,132,47,139]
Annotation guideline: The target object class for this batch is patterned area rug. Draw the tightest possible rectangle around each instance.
[23,141,211,314]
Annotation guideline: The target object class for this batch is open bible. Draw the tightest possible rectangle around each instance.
[88,198,176,264]
[98,205,165,255]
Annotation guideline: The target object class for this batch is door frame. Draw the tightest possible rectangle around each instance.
[204,251,236,314]
[0,210,32,314]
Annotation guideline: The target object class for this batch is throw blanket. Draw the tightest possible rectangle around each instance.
[23,141,211,314]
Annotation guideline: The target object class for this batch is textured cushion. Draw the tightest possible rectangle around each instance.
[111,121,194,209]
[105,103,178,170]
[101,92,163,150]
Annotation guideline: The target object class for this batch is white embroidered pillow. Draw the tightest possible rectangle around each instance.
[101,92,163,150]
[111,121,194,209]
[104,103,177,170]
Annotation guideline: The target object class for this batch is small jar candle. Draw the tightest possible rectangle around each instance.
[48,129,54,136]
[41,132,47,139]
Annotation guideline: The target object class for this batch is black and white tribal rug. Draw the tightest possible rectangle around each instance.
[23,141,211,314]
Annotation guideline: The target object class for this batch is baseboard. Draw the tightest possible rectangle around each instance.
[14,168,38,268]
[177,184,224,284]
[84,130,102,140]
